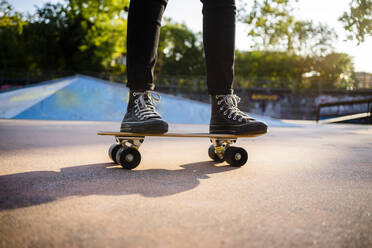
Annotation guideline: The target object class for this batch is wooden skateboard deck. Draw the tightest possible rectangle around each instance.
[98,131,267,170]
[97,131,266,139]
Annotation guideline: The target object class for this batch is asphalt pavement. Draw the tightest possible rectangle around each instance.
[0,119,371,247]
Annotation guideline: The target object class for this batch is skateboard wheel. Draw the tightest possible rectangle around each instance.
[208,145,224,163]
[224,146,248,167]
[116,147,141,170]
[108,143,122,164]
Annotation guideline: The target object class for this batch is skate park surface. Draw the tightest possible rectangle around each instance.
[0,119,371,247]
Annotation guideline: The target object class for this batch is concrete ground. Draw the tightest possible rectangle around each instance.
[0,119,371,248]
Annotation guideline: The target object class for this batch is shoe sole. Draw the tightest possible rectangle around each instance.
[209,123,268,135]
[120,120,168,134]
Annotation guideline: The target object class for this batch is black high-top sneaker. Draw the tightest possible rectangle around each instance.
[120,90,168,133]
[210,93,268,134]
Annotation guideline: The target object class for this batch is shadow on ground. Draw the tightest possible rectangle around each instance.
[0,161,238,210]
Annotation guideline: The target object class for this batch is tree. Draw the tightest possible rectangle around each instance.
[66,0,129,71]
[157,18,205,76]
[239,0,295,50]
[0,0,29,70]
[313,53,356,89]
[235,50,356,90]
[290,21,337,56]
[238,0,337,56]
[339,0,372,44]
[235,50,313,89]
[26,3,69,71]
[0,0,129,74]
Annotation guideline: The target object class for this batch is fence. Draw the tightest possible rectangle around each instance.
[316,98,372,124]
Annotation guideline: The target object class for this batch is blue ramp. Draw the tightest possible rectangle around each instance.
[1,75,210,124]
[0,75,293,126]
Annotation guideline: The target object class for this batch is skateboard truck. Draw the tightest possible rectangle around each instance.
[210,138,237,160]
[115,136,144,150]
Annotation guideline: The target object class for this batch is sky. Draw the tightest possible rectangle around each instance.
[8,0,372,73]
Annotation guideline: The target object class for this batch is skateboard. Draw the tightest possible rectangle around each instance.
[97,131,267,170]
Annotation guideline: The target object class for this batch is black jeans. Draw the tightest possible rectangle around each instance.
[126,0,236,95]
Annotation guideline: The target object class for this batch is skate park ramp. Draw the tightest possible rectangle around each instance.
[0,75,292,126]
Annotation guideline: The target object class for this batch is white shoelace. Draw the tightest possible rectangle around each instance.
[133,91,162,120]
[216,94,253,122]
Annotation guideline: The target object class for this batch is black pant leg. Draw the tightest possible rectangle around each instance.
[201,0,236,95]
[126,0,168,91]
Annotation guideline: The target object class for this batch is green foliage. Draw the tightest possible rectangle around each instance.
[290,21,337,56]
[0,0,358,91]
[0,0,29,70]
[27,3,68,71]
[240,0,296,48]
[0,0,25,30]
[235,50,310,89]
[157,18,205,76]
[236,0,354,90]
[339,0,372,43]
[0,0,129,73]
[235,50,356,90]
[313,53,356,89]
[67,0,128,70]
[239,0,337,56]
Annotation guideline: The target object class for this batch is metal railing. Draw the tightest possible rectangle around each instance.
[316,98,372,124]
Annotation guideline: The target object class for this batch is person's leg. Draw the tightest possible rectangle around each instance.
[121,0,168,133]
[202,0,236,95]
[201,0,267,134]
[126,0,168,91]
